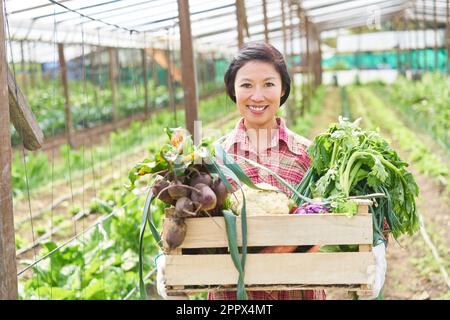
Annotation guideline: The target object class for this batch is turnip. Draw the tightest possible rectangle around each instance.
[168,180,190,199]
[174,197,196,218]
[191,183,217,211]
[189,172,212,188]
[211,179,228,207]
[151,180,174,205]
[163,218,187,250]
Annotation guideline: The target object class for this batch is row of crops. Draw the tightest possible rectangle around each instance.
[11,78,222,145]
[12,92,233,198]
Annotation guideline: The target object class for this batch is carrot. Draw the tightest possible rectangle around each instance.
[259,245,321,254]
[259,245,297,253]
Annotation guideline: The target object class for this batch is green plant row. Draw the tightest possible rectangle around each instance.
[12,93,234,198]
[18,181,164,300]
[11,79,223,144]
[348,86,449,193]
[385,73,450,150]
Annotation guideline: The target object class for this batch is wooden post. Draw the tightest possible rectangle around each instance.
[447,0,450,74]
[395,16,402,75]
[317,32,322,87]
[178,0,199,139]
[304,12,311,112]
[433,0,438,71]
[197,52,204,95]
[90,46,98,107]
[288,1,297,124]
[295,3,305,117]
[236,0,245,48]
[151,47,158,110]
[262,0,269,43]
[20,41,27,94]
[406,15,413,74]
[57,43,75,148]
[281,0,287,55]
[0,0,19,300]
[166,42,177,126]
[312,24,322,88]
[141,48,149,116]
[281,0,292,126]
[28,42,36,88]
[108,47,118,123]
[210,52,216,87]
[415,14,421,73]
[422,0,427,72]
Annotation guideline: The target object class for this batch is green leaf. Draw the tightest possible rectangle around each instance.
[222,210,248,300]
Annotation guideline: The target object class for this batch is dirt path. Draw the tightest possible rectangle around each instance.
[307,86,341,140]
[380,131,449,300]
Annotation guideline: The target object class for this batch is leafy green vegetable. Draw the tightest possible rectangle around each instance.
[294,117,420,243]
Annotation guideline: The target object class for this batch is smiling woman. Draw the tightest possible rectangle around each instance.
[224,43,291,143]
[206,42,324,300]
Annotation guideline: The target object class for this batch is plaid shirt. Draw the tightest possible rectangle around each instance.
[208,117,326,300]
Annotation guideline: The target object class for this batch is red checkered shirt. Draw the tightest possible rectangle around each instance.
[208,117,326,300]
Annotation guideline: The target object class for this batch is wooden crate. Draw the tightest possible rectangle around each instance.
[163,199,374,296]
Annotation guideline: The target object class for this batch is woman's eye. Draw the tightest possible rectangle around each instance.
[240,83,251,88]
[265,82,275,87]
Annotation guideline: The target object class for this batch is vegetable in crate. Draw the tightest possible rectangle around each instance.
[127,127,235,251]
[230,183,291,216]
[128,123,318,300]
[292,117,420,244]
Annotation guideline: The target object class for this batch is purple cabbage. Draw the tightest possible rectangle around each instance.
[293,203,329,214]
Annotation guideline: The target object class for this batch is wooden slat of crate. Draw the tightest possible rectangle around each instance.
[169,214,372,249]
[167,285,373,295]
[165,252,374,286]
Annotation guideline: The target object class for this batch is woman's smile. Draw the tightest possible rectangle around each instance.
[247,105,269,114]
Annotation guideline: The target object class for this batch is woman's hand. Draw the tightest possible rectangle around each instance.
[359,242,387,300]
[155,253,188,300]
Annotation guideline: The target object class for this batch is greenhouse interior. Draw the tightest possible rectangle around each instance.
[0,0,449,301]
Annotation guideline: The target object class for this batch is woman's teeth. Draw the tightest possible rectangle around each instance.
[248,105,268,111]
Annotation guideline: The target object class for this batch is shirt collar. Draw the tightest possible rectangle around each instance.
[223,117,307,155]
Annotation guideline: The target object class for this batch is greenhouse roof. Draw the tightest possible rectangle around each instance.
[4,0,449,53]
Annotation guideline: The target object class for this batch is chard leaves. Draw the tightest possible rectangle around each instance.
[294,117,420,243]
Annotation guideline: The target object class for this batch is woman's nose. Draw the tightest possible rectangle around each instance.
[250,87,264,102]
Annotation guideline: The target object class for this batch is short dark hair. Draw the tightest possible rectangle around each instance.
[224,42,291,106]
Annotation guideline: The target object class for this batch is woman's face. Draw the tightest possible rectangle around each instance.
[234,60,284,130]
